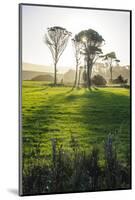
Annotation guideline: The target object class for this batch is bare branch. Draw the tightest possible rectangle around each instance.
[44,26,71,85]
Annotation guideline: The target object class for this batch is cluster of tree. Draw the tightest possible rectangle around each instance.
[44,26,121,89]
[91,74,128,86]
[92,63,130,82]
[100,52,120,83]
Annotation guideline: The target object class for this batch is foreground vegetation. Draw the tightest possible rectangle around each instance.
[22,81,130,194]
[23,134,131,195]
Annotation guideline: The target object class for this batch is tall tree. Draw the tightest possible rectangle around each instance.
[76,29,105,89]
[45,26,71,85]
[82,56,88,87]
[71,35,82,89]
[102,52,120,82]
[78,66,83,88]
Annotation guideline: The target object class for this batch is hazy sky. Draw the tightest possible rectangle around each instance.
[22,5,130,73]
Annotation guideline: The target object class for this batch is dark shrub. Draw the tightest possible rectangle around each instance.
[92,75,107,86]
[112,75,128,84]
[23,165,52,195]
[104,134,130,189]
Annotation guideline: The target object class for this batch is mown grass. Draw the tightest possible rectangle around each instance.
[22,81,130,171]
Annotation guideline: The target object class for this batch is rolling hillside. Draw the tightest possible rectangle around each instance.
[22,63,64,81]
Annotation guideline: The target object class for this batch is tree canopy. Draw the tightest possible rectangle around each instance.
[102,52,120,82]
[76,29,105,88]
[45,26,72,85]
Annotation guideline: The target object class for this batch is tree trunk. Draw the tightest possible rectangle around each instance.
[86,58,93,90]
[89,66,92,88]
[78,69,81,88]
[87,59,91,89]
[73,64,78,89]
[54,62,57,86]
[87,65,90,88]
[110,66,112,83]
[83,70,87,88]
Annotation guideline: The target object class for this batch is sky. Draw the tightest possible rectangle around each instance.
[22,5,130,73]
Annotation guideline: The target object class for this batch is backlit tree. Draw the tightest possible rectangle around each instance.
[45,26,71,85]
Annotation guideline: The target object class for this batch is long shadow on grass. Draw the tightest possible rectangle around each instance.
[64,88,130,151]
[22,87,130,163]
[22,88,75,158]
[23,87,130,140]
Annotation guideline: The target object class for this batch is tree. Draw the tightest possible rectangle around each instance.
[45,26,71,86]
[77,66,83,88]
[76,29,105,89]
[102,52,120,83]
[72,35,82,89]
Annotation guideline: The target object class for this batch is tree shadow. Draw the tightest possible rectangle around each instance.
[22,90,71,155]
[22,86,130,171]
[77,89,130,149]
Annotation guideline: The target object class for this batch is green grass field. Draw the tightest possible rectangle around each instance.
[22,81,130,170]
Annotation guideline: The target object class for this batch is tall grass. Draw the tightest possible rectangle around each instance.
[22,133,131,195]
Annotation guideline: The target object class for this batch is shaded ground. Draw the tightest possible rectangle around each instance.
[22,81,130,170]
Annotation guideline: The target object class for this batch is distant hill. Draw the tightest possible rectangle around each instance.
[22,63,63,81]
[22,70,63,81]
[22,71,53,80]
[31,74,54,81]
[22,62,52,72]
[63,69,75,83]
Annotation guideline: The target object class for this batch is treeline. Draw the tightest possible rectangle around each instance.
[44,26,123,89]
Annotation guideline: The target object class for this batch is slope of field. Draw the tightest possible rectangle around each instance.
[22,81,130,169]
[22,70,52,80]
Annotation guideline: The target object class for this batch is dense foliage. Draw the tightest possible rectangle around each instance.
[92,75,107,86]
[112,75,128,84]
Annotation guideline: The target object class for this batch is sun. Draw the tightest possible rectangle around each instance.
[82,36,87,43]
